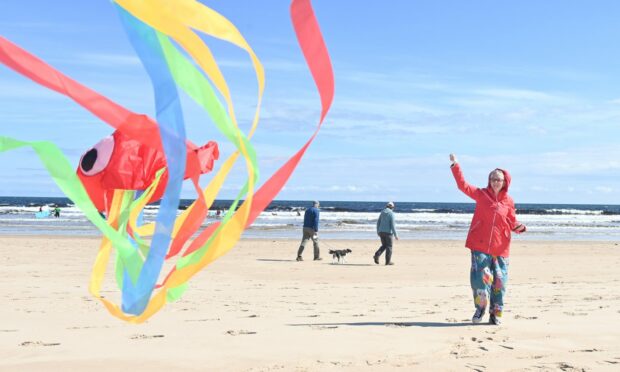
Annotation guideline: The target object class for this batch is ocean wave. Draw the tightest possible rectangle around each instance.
[336,219,365,225]
[517,208,607,215]
[1,197,619,240]
[2,198,620,215]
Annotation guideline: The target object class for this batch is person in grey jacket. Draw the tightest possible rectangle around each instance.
[373,201,399,265]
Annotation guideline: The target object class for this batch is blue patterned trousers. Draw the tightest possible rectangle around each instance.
[470,250,509,317]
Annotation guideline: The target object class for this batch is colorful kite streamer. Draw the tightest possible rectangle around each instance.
[0,0,334,323]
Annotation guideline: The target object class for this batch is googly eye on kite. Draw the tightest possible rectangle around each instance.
[79,135,115,176]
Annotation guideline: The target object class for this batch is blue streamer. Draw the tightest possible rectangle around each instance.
[115,6,187,315]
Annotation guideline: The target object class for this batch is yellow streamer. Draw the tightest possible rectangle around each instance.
[114,0,261,254]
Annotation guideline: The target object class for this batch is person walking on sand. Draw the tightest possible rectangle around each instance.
[373,201,398,265]
[296,201,322,261]
[449,153,526,325]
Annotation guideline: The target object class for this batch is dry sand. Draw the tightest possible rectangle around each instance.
[1,235,619,371]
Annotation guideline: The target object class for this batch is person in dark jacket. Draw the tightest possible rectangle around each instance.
[450,153,526,325]
[296,201,322,261]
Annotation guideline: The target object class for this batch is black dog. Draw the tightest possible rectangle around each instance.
[329,249,352,264]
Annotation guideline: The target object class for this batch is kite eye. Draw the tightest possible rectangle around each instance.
[79,135,115,176]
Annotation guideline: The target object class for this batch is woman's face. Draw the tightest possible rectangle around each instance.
[489,170,505,195]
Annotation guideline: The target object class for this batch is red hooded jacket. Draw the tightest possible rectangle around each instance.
[451,163,524,257]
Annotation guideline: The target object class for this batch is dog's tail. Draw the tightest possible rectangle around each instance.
[328,250,335,254]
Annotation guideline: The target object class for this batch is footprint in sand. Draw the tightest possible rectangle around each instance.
[555,362,586,371]
[583,295,603,301]
[310,325,338,330]
[184,318,220,322]
[226,330,257,336]
[366,358,387,366]
[19,341,60,347]
[570,348,601,353]
[563,311,588,316]
[66,326,102,330]
[465,362,486,371]
[316,360,352,367]
[518,355,546,360]
[514,314,538,320]
[130,334,164,340]
[449,341,472,358]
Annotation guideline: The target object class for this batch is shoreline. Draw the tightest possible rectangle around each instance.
[2,232,619,242]
[1,236,619,371]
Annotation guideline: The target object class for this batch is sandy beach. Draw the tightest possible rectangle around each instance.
[1,236,619,371]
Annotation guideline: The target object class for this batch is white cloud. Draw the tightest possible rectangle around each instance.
[215,58,306,73]
[336,99,443,116]
[328,185,363,192]
[0,81,66,99]
[529,186,549,192]
[472,88,558,101]
[595,186,613,193]
[74,53,141,67]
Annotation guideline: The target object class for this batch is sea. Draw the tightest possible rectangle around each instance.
[0,197,619,241]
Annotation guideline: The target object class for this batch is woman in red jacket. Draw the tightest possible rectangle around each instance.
[449,154,526,325]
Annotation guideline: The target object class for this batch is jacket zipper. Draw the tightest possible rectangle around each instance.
[487,191,498,253]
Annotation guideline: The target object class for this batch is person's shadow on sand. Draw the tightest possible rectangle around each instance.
[256,259,373,266]
[256,258,297,262]
[289,321,473,328]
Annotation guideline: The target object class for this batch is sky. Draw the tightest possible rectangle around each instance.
[1,0,620,204]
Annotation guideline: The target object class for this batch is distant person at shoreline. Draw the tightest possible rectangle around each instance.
[449,153,526,325]
[53,206,61,218]
[373,201,398,265]
[296,201,321,262]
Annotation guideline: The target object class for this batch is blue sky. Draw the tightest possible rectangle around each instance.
[1,0,620,204]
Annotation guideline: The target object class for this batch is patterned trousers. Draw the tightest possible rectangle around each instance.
[470,250,509,317]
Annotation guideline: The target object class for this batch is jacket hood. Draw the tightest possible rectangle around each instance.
[487,168,511,195]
